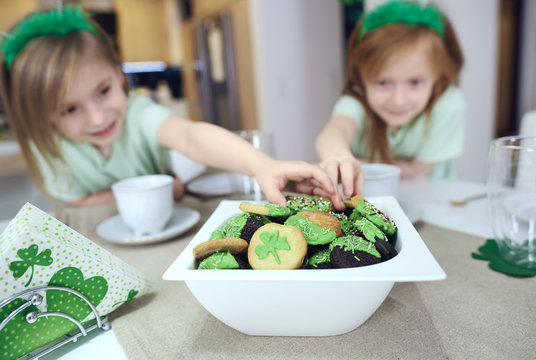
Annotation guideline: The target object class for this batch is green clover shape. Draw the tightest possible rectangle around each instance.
[9,244,53,287]
[255,230,290,264]
[471,239,536,277]
[112,289,139,307]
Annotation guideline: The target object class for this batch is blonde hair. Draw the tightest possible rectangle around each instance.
[343,9,464,163]
[0,19,126,194]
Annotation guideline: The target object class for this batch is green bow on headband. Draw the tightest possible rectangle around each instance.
[359,1,444,40]
[0,5,99,70]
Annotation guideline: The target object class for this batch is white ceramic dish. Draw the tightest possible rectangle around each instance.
[96,207,200,245]
[163,197,445,336]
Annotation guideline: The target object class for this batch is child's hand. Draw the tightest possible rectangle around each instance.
[253,159,345,211]
[319,155,364,197]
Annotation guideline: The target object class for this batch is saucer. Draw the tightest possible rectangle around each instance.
[96,207,201,245]
[186,172,246,197]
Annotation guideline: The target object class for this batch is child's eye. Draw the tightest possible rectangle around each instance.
[99,85,111,96]
[61,105,77,116]
[375,80,390,87]
[409,79,424,86]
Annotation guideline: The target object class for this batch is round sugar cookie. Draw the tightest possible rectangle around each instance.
[193,238,249,260]
[297,210,342,237]
[248,223,307,269]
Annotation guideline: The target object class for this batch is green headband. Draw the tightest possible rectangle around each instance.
[0,5,99,70]
[359,1,444,40]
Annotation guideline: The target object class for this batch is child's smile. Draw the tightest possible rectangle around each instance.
[55,58,127,158]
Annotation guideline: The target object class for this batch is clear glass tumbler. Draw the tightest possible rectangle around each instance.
[233,130,275,201]
[487,136,536,269]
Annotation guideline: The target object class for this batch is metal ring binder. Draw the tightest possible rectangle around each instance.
[0,285,111,359]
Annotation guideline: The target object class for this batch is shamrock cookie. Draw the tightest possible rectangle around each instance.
[248,223,307,269]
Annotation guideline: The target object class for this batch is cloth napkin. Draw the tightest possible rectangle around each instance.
[0,203,152,360]
[471,239,536,277]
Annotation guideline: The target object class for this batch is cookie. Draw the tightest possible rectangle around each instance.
[304,248,332,269]
[210,212,269,243]
[284,214,337,246]
[239,202,294,218]
[297,210,342,237]
[329,236,382,268]
[197,251,249,270]
[286,194,333,212]
[348,196,397,238]
[345,217,398,260]
[193,238,249,260]
[248,223,307,269]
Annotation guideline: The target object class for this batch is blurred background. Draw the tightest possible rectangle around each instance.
[0,0,534,219]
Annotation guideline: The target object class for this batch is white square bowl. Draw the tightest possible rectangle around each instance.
[163,197,445,336]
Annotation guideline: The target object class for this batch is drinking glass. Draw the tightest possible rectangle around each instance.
[233,130,275,201]
[487,136,536,269]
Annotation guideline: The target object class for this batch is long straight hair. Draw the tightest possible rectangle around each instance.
[343,14,464,163]
[0,20,127,194]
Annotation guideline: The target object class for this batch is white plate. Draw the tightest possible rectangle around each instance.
[186,172,246,197]
[96,207,200,245]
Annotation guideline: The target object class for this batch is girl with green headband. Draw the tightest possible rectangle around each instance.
[0,6,344,209]
[316,1,465,196]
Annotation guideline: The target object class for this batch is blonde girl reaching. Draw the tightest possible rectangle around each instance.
[1,6,344,209]
[316,0,466,197]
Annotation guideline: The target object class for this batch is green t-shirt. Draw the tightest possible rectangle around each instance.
[34,96,174,201]
[332,86,467,178]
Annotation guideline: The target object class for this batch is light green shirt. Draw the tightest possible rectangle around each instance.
[332,86,466,178]
[35,96,173,201]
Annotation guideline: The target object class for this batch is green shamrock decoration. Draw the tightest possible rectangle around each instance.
[0,267,108,360]
[471,239,536,277]
[255,230,290,264]
[112,289,139,307]
[8,244,53,287]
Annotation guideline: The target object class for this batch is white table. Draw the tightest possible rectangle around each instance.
[1,178,492,360]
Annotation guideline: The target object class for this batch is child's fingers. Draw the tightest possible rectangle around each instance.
[339,161,357,197]
[264,187,288,207]
[322,162,340,192]
[282,162,336,194]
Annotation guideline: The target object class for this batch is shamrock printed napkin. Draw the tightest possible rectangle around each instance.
[0,203,152,360]
[471,239,536,277]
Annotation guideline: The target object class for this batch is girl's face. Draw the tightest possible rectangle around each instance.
[55,58,127,157]
[363,44,435,132]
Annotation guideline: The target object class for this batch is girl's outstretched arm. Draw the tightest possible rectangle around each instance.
[157,115,344,210]
[315,115,363,197]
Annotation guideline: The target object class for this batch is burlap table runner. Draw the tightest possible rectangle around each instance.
[57,197,536,360]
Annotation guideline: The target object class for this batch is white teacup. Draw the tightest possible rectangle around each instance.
[111,174,173,237]
[362,163,401,198]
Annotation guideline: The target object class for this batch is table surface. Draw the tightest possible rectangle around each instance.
[0,178,507,359]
